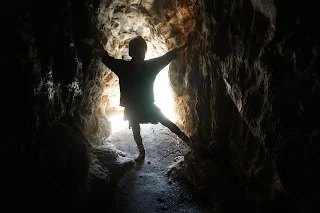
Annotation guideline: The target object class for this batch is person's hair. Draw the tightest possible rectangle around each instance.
[129,36,147,57]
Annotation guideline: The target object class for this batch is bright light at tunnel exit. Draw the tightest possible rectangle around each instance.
[153,67,177,122]
[109,42,177,133]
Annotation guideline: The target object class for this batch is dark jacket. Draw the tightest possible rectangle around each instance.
[102,51,177,108]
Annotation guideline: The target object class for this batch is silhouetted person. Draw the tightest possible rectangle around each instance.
[95,36,190,161]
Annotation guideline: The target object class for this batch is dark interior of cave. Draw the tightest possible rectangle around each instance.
[2,0,320,212]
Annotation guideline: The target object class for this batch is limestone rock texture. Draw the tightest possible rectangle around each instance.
[173,0,319,212]
[188,1,319,212]
[2,0,319,212]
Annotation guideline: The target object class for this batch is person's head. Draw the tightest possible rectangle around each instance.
[129,36,147,62]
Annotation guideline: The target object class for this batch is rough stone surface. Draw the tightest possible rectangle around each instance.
[2,0,133,211]
[190,1,320,212]
[3,0,320,212]
[173,0,319,212]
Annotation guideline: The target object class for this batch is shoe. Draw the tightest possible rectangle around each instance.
[134,154,145,162]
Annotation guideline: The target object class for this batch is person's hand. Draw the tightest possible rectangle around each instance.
[169,43,188,59]
[93,48,105,57]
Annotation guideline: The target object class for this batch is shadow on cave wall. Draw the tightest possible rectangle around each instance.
[2,0,135,212]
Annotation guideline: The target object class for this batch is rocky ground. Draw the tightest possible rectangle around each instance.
[106,123,204,213]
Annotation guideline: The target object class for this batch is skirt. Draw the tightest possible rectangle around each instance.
[123,103,161,124]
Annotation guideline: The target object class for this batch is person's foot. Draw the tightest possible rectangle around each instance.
[134,154,145,162]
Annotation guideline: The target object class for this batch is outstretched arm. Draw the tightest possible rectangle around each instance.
[81,38,125,75]
[101,52,122,71]
[94,48,124,76]
[149,43,188,74]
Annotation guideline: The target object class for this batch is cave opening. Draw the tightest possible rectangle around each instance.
[97,0,182,136]
[92,2,198,211]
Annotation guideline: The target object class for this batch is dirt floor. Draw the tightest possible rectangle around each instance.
[106,123,204,213]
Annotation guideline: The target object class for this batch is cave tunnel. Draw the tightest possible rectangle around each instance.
[2,0,320,212]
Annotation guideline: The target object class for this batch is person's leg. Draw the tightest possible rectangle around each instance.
[155,113,181,134]
[151,109,191,145]
[130,119,145,161]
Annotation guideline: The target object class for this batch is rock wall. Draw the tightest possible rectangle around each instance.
[2,0,133,211]
[206,1,319,212]
[135,0,319,212]
[153,1,280,211]
[169,0,319,212]
[3,0,319,212]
